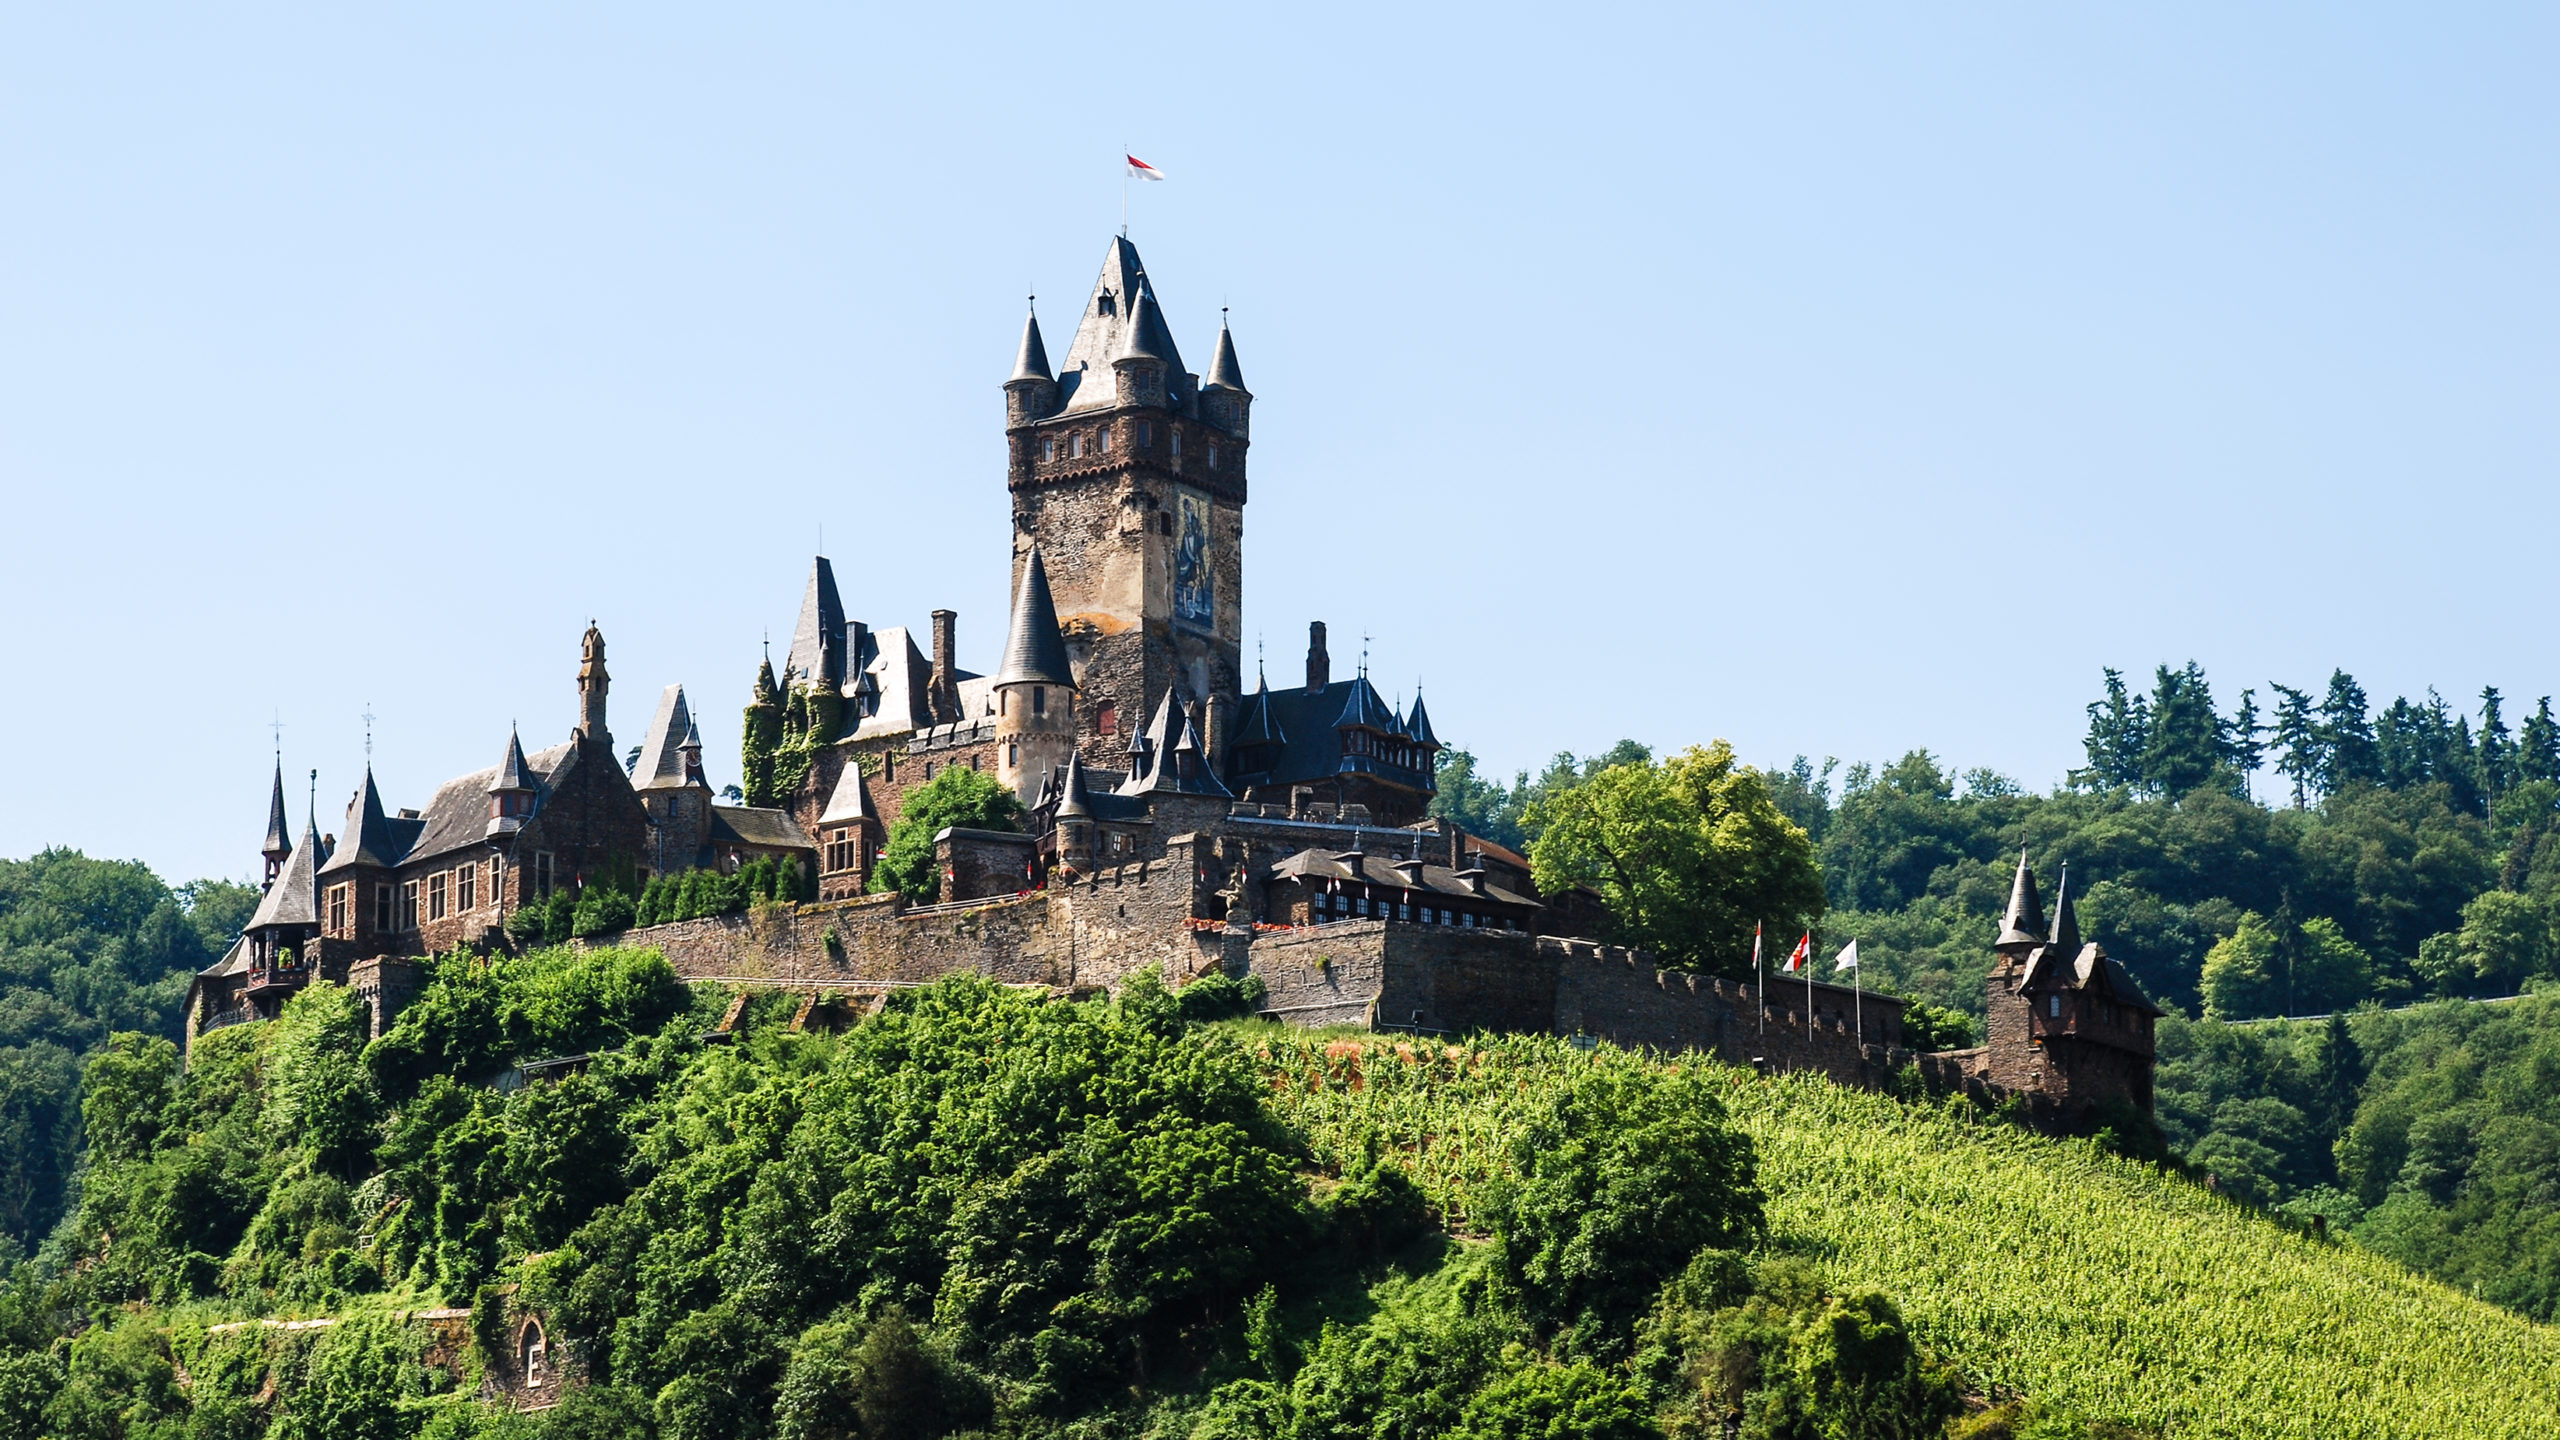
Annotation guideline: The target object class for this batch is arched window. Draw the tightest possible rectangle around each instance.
[520,1321,548,1383]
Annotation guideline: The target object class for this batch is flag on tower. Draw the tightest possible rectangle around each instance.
[1834,939,1860,974]
[1127,154,1168,181]
[1783,932,1812,974]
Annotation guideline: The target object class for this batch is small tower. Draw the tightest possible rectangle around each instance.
[1004,300,1058,426]
[993,549,1078,807]
[1053,751,1097,872]
[261,757,293,890]
[487,727,536,839]
[1202,310,1251,438]
[1114,284,1170,409]
[576,624,612,749]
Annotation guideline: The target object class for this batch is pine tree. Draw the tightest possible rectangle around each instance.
[2522,698,2560,786]
[2270,683,2324,808]
[2141,661,2223,795]
[2478,687,2516,802]
[2221,687,2265,789]
[2080,668,2151,789]
[2320,670,2381,792]
[2312,1011,2365,1143]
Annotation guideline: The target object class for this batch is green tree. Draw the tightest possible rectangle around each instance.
[869,766,1024,903]
[1449,1361,1658,1440]
[1527,742,1824,976]
[2139,662,2223,796]
[2451,890,2554,990]
[2269,683,2324,808]
[265,981,378,1172]
[2320,671,2381,791]
[2200,913,2370,1020]
[2078,668,2149,790]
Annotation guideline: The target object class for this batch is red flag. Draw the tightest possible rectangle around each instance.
[1126,154,1169,181]
[1751,921,1763,970]
[1783,932,1812,974]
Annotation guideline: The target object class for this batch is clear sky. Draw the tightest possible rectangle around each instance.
[3,4,2552,888]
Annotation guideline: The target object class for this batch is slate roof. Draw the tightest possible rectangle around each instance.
[246,816,326,931]
[1205,315,1246,393]
[262,761,291,858]
[318,769,417,875]
[787,556,849,692]
[710,805,814,852]
[1266,847,1543,912]
[1117,691,1231,798]
[1054,236,1192,415]
[1227,677,1437,795]
[994,550,1075,688]
[1997,850,2047,947]
[631,684,701,790]
[398,742,577,871]
[1403,690,1438,748]
[492,728,535,793]
[817,764,876,826]
[1010,305,1052,384]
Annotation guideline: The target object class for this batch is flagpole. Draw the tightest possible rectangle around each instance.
[1805,939,1813,1038]
[1121,149,1129,237]
[1755,921,1764,1038]
[1854,943,1863,1050]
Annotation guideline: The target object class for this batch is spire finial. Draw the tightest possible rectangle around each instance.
[361,704,375,761]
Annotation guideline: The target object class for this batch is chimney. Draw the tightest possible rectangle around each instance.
[1306,621,1330,693]
[929,609,958,722]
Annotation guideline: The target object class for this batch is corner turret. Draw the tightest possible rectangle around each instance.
[1113,285,1170,409]
[1005,300,1058,427]
[993,549,1078,806]
[1201,310,1251,437]
[487,728,536,839]
[1994,850,2046,957]
[261,757,293,889]
[577,624,612,750]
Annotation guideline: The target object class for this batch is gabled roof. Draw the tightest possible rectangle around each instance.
[1054,236,1189,414]
[400,742,576,871]
[786,556,848,692]
[1204,314,1247,393]
[709,805,812,852]
[318,769,413,874]
[632,684,703,791]
[1009,304,1052,384]
[247,815,324,931]
[818,763,876,825]
[1117,690,1232,798]
[1996,850,2046,948]
[994,550,1075,688]
[262,760,291,859]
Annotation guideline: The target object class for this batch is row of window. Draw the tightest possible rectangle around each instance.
[321,853,557,937]
[1313,892,1517,930]
[1037,425,1223,470]
[822,827,873,875]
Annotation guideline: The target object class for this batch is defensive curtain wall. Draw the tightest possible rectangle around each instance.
[603,832,2001,1097]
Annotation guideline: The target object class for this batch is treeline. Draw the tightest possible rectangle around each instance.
[1434,663,2560,1025]
[0,851,253,1250]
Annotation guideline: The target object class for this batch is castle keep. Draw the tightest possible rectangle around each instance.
[187,236,2158,1125]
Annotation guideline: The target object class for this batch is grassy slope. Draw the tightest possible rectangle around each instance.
[1246,1030,2560,1440]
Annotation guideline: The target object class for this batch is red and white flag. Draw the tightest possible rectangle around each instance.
[1751,921,1763,972]
[1783,932,1812,974]
[1126,154,1169,181]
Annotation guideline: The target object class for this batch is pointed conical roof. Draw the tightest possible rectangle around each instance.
[1205,313,1247,392]
[247,812,324,931]
[1117,689,1183,794]
[489,727,534,794]
[1235,672,1287,749]
[818,761,876,825]
[787,557,848,692]
[1055,751,1094,819]
[1335,675,1393,731]
[2048,864,2082,954]
[262,759,292,861]
[1996,850,2046,948]
[319,769,403,872]
[995,549,1075,687]
[752,650,781,706]
[632,684,700,789]
[1055,237,1187,412]
[1118,286,1167,364]
[1009,304,1053,384]
[1404,688,1439,748]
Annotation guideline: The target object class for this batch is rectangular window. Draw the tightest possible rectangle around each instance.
[1100,426,1112,452]
[1032,686,1046,716]
[2049,994,2062,1018]
[428,872,448,922]
[1170,430,1181,460]
[328,884,350,935]
[400,880,420,931]
[535,852,555,898]
[1041,437,1056,462]
[1138,421,1152,446]
[1071,433,1085,459]
[1396,903,1410,922]
[1208,443,1220,470]
[458,864,476,912]
[376,884,394,933]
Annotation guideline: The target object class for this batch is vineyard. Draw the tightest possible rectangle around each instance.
[1248,1030,2560,1439]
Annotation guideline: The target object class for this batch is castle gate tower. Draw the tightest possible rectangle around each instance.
[1004,237,1251,768]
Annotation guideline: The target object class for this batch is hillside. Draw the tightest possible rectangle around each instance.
[1259,1030,2560,1439]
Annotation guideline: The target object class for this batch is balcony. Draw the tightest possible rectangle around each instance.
[243,963,312,1000]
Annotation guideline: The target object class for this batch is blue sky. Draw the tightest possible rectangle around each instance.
[3,4,2553,887]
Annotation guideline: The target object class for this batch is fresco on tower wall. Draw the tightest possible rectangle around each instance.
[1173,488,1214,632]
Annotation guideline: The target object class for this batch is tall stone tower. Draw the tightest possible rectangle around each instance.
[1004,238,1250,768]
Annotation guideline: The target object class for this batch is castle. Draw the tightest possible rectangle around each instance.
[185,236,2157,1128]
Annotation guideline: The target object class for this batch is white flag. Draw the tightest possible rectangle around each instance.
[1834,939,1859,974]
[1126,154,1169,181]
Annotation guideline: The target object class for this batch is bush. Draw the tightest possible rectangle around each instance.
[870,766,1023,902]
[571,888,636,938]
[1449,1359,1659,1440]
[1487,1066,1764,1355]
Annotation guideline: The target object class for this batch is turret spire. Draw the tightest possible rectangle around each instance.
[1205,309,1247,393]
[2048,863,2082,954]
[261,757,293,886]
[995,549,1075,687]
[1996,850,2046,951]
[1010,298,1053,383]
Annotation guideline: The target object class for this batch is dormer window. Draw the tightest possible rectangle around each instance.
[1098,292,1116,316]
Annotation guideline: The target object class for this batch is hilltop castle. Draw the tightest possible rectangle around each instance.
[186,236,2158,1129]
